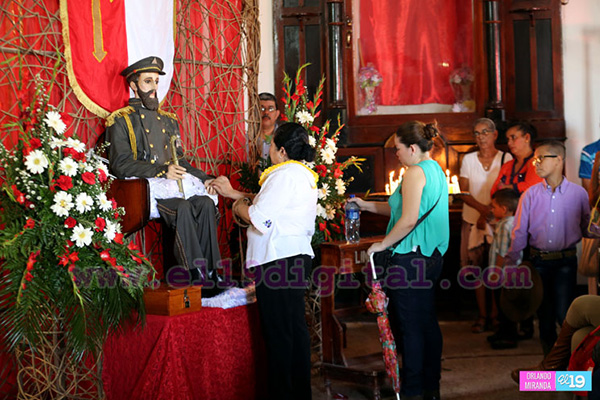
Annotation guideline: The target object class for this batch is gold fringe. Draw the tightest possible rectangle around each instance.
[157,108,177,120]
[105,106,134,127]
[123,114,137,160]
[59,0,110,119]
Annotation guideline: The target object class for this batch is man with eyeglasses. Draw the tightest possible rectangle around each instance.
[258,92,281,161]
[504,141,592,358]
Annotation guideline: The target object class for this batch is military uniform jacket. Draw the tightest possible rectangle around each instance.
[106,98,211,182]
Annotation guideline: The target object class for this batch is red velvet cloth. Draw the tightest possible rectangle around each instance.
[0,304,266,399]
[103,304,267,400]
[359,0,473,106]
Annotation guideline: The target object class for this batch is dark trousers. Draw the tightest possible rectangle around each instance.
[386,249,443,398]
[533,254,578,354]
[255,254,312,400]
[157,195,221,279]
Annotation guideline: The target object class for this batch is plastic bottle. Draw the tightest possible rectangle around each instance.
[345,195,360,244]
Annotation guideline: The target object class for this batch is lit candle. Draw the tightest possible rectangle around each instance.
[450,175,461,194]
[446,169,450,186]
[385,183,390,195]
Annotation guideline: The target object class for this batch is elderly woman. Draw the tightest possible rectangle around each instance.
[349,121,449,400]
[210,122,317,400]
[458,118,511,334]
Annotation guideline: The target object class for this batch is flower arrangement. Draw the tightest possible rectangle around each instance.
[0,73,154,359]
[357,63,383,89]
[449,66,474,85]
[279,64,363,246]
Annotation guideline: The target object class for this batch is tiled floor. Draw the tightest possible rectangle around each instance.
[310,315,573,400]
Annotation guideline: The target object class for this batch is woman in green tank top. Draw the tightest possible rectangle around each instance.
[348,121,449,400]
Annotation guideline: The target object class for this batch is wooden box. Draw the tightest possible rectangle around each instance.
[143,284,202,316]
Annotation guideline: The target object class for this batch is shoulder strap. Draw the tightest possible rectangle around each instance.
[501,151,506,165]
[389,192,443,249]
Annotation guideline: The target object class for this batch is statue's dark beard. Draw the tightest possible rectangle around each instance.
[137,87,159,111]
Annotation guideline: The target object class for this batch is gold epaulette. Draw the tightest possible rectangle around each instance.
[105,106,135,127]
[157,109,178,121]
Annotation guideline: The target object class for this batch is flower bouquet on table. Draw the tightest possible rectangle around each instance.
[449,66,475,112]
[0,75,155,363]
[357,63,383,115]
[279,64,364,247]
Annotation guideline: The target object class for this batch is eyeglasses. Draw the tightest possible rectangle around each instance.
[260,106,277,113]
[532,155,559,165]
[473,129,492,138]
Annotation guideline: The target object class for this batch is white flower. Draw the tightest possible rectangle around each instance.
[71,224,93,247]
[336,179,346,195]
[96,162,109,177]
[296,110,314,125]
[59,157,78,177]
[104,220,121,242]
[24,149,49,174]
[66,137,86,153]
[51,191,73,217]
[44,111,67,134]
[304,161,315,169]
[97,193,112,211]
[326,138,337,153]
[308,136,316,147]
[316,203,328,219]
[318,183,330,200]
[49,137,66,149]
[75,192,94,213]
[320,146,336,164]
[325,205,336,220]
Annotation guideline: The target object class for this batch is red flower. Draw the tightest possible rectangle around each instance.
[315,165,327,178]
[108,257,117,267]
[280,114,288,122]
[26,250,39,271]
[56,175,73,191]
[64,217,77,228]
[306,100,314,109]
[95,217,106,232]
[127,242,139,251]
[11,185,25,204]
[116,265,125,272]
[110,199,117,209]
[82,172,96,185]
[21,283,26,290]
[296,81,306,96]
[331,224,341,233]
[63,147,77,158]
[72,152,86,162]
[59,254,69,266]
[333,168,343,179]
[310,126,320,133]
[25,272,33,281]
[319,222,327,231]
[68,252,79,264]
[29,138,42,149]
[114,233,124,244]
[131,254,142,264]
[97,168,108,183]
[100,249,111,261]
[68,265,76,273]
[291,93,300,102]
[24,218,35,229]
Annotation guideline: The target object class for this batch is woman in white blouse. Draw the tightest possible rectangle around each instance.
[458,117,511,334]
[210,122,318,400]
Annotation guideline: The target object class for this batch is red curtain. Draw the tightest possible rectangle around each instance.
[359,0,474,106]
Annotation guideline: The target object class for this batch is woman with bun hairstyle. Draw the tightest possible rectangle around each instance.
[210,122,318,399]
[348,121,449,400]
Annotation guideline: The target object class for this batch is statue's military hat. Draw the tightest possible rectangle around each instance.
[120,56,166,79]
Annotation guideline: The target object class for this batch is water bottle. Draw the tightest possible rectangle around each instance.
[345,195,360,244]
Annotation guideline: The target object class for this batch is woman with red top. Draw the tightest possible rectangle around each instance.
[491,121,543,196]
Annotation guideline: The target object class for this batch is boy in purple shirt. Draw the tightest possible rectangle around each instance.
[505,141,591,355]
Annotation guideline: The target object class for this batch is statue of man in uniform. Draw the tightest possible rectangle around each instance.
[106,56,221,284]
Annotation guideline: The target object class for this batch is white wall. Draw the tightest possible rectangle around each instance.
[562,1,600,181]
[257,0,275,94]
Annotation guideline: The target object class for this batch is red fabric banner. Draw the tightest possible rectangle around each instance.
[61,0,129,117]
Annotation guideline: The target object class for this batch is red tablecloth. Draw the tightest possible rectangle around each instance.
[1,304,267,400]
[103,303,267,400]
